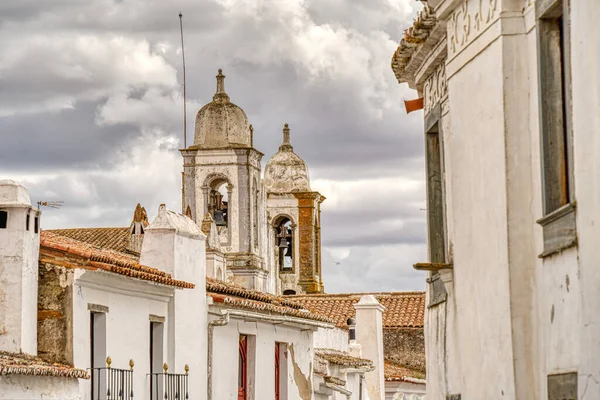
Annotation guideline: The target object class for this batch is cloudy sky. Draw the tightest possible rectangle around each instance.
[0,0,427,293]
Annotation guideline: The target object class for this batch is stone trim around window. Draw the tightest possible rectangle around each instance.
[87,303,109,314]
[536,202,577,258]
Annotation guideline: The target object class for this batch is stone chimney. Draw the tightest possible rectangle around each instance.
[126,203,149,254]
[354,294,385,400]
[0,180,41,355]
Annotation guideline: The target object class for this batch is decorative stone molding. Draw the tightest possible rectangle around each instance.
[423,63,448,115]
[447,0,499,57]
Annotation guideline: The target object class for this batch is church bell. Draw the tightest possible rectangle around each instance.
[284,243,293,257]
[278,237,288,249]
[213,210,227,226]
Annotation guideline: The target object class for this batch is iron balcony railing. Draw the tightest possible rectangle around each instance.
[89,356,135,400]
[149,363,189,400]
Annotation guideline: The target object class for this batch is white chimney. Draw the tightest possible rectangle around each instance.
[354,294,385,400]
[0,180,41,355]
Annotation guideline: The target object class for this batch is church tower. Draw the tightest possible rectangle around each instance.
[264,124,325,294]
[181,70,266,290]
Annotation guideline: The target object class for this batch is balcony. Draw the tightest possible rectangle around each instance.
[149,363,189,400]
[89,357,134,400]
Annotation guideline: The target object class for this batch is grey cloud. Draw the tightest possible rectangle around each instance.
[1,0,427,293]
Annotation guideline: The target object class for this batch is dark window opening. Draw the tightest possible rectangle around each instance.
[276,218,293,272]
[283,290,296,296]
[209,183,229,228]
[26,213,30,231]
[425,122,448,307]
[0,210,7,229]
[538,1,572,214]
[34,216,39,233]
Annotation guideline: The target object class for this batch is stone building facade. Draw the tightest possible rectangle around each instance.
[392,0,600,399]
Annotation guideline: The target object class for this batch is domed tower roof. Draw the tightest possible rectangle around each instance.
[264,124,311,193]
[192,69,252,149]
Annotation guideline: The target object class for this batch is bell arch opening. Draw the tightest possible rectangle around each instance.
[274,216,294,273]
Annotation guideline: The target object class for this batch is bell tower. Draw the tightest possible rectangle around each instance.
[181,70,266,290]
[264,124,325,294]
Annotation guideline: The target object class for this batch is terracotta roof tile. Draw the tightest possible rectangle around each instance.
[384,359,426,383]
[40,231,194,289]
[289,292,425,329]
[207,278,334,324]
[0,351,89,379]
[48,227,131,254]
[314,348,374,369]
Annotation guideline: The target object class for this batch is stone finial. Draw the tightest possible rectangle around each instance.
[213,69,230,103]
[279,123,293,152]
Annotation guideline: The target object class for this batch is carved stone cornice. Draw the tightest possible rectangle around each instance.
[423,62,448,115]
[447,0,499,58]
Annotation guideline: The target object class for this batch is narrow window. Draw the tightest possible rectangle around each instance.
[538,1,572,214]
[150,322,164,400]
[276,219,293,272]
[253,178,259,250]
[536,0,576,256]
[90,312,107,400]
[0,211,7,229]
[275,343,287,400]
[26,213,30,231]
[34,216,39,234]
[425,122,448,306]
[238,335,248,400]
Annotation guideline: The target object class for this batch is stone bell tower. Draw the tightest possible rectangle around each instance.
[180,70,267,290]
[264,124,325,294]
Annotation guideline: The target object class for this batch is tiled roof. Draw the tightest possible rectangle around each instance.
[40,231,194,289]
[207,278,335,324]
[0,351,89,379]
[48,227,131,254]
[390,4,437,83]
[289,292,425,329]
[313,372,346,387]
[314,348,374,369]
[384,359,426,383]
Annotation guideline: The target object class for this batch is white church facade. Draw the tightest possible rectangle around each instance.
[392,0,600,399]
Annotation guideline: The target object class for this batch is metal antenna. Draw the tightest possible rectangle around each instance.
[179,12,187,149]
[37,201,64,210]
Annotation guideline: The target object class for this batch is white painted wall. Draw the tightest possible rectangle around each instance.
[0,376,80,400]
[312,327,348,352]
[355,295,385,400]
[400,0,600,399]
[209,312,315,400]
[0,180,40,355]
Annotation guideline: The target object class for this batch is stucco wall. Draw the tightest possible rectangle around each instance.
[312,327,348,352]
[0,375,80,400]
[209,314,315,400]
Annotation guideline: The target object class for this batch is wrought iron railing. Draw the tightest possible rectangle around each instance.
[149,363,189,400]
[89,356,134,400]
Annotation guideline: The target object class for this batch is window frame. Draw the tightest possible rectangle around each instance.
[424,116,449,307]
[535,0,577,257]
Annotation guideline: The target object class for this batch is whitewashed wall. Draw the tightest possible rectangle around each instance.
[209,314,315,400]
[312,327,348,351]
[0,376,80,400]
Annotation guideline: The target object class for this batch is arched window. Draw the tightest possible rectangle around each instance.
[208,181,229,228]
[283,289,296,296]
[275,218,293,272]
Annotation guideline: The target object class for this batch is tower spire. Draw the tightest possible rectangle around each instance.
[213,69,230,102]
[279,123,293,151]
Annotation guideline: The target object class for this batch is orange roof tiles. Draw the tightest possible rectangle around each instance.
[0,351,89,379]
[40,231,194,289]
[384,359,426,383]
[207,278,335,324]
[289,292,425,329]
[48,227,131,254]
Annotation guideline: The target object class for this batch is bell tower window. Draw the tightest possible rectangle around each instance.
[275,218,293,272]
[0,210,8,229]
[208,182,229,228]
